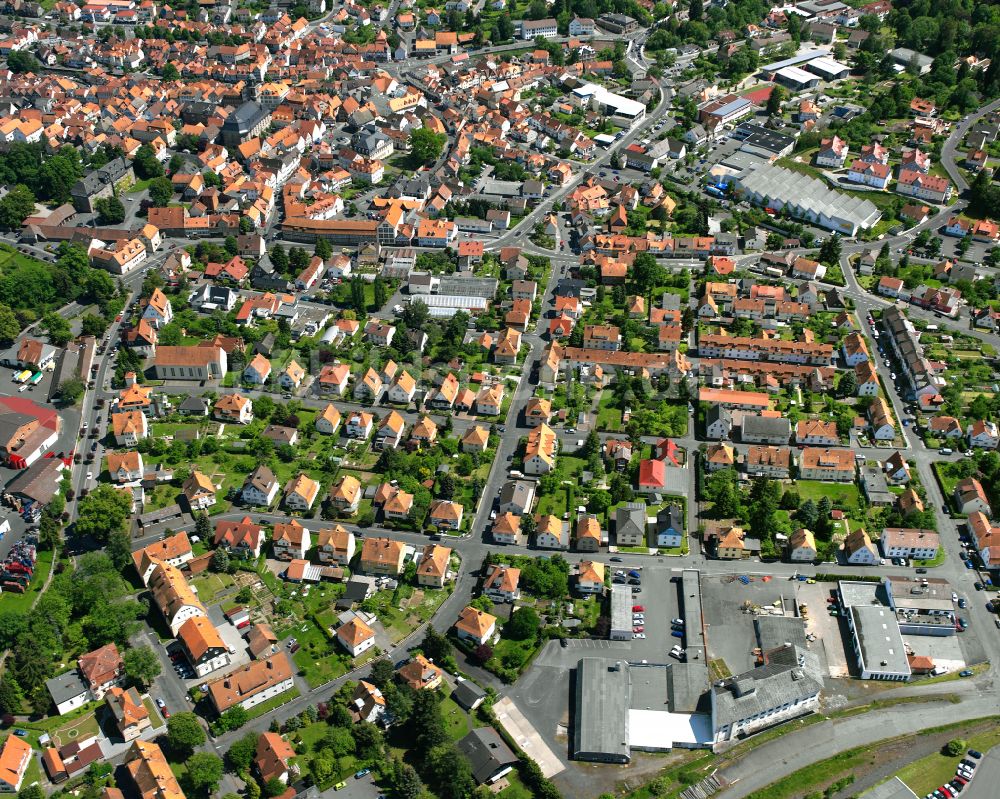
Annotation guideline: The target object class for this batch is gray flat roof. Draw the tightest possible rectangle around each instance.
[675,570,709,712]
[573,658,630,762]
[762,48,829,72]
[851,604,911,677]
[886,576,954,611]
[755,615,807,652]
[611,583,633,635]
[838,579,886,609]
[629,662,671,711]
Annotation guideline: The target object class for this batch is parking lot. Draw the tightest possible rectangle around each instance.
[312,773,382,799]
[609,562,684,661]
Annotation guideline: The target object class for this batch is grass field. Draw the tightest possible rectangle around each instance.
[792,480,860,507]
[291,619,351,687]
[441,693,471,741]
[51,708,101,747]
[189,571,236,605]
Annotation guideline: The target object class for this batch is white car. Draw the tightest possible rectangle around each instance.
[952,592,959,602]
[86,471,93,480]
[633,632,646,640]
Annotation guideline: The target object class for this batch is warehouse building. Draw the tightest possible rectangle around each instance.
[761,49,830,74]
[805,57,851,81]
[572,659,713,762]
[774,66,820,90]
[846,604,912,681]
[733,164,881,235]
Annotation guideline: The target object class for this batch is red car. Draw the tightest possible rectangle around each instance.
[632,605,645,612]
[633,626,644,633]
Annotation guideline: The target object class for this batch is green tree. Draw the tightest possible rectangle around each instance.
[322,726,355,757]
[797,499,818,530]
[0,185,36,229]
[6,51,40,74]
[217,705,249,732]
[106,529,132,571]
[38,149,83,205]
[0,303,19,343]
[632,252,663,293]
[766,85,787,116]
[705,469,741,518]
[506,606,540,640]
[352,720,383,759]
[420,626,451,664]
[57,378,86,405]
[270,244,288,272]
[945,739,967,757]
[148,177,174,207]
[167,712,206,755]
[43,312,73,346]
[133,145,164,180]
[95,196,126,225]
[410,691,448,755]
[123,646,161,689]
[350,276,366,316]
[0,677,23,715]
[373,276,387,309]
[368,658,394,689]
[388,759,423,799]
[314,237,332,260]
[410,128,447,163]
[80,313,108,338]
[211,547,230,573]
[17,785,43,799]
[85,270,116,305]
[494,13,514,40]
[427,745,475,799]
[818,233,842,266]
[75,484,132,542]
[161,62,180,80]
[187,753,223,794]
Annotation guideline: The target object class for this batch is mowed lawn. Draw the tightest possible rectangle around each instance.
[791,480,860,507]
